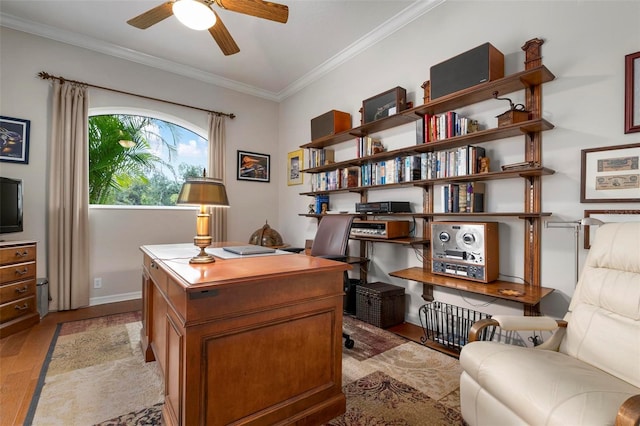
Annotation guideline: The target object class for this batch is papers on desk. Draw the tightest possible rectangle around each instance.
[206,247,294,259]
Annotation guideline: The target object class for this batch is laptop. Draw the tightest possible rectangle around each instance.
[222,245,276,255]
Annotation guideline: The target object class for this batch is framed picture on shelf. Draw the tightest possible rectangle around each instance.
[237,150,270,182]
[625,51,640,134]
[580,143,640,202]
[0,116,30,164]
[583,209,640,249]
[287,149,304,186]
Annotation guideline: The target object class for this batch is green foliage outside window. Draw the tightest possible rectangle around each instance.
[88,114,206,206]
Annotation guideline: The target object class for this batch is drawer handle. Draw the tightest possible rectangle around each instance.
[14,303,29,311]
[150,262,157,269]
[15,250,30,258]
[15,286,28,294]
[15,268,29,276]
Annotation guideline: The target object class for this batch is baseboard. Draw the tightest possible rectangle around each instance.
[89,291,142,306]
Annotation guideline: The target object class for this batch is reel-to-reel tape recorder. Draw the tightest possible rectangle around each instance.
[431,221,499,283]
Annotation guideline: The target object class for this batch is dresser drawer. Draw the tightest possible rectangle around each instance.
[0,262,36,284]
[0,279,36,304]
[0,244,36,266]
[0,295,37,323]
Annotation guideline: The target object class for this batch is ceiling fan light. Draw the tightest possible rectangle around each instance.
[173,0,216,31]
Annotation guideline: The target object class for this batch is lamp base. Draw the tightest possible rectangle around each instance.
[189,249,216,264]
[190,236,215,264]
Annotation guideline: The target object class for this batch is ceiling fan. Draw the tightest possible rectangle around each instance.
[127,0,289,56]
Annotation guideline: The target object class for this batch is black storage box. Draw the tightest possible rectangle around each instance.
[310,110,351,141]
[362,87,407,124]
[430,43,504,99]
[356,282,405,328]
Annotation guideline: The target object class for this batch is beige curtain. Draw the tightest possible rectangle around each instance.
[47,80,90,310]
[208,113,228,241]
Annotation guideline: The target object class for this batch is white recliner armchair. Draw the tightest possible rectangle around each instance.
[460,222,640,426]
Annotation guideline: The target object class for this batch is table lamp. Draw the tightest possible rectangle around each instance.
[177,174,229,264]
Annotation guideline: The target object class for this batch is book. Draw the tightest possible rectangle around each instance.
[465,182,486,212]
[315,195,329,214]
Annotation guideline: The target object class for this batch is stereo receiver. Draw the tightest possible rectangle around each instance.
[351,220,411,239]
[431,221,499,283]
[355,201,411,214]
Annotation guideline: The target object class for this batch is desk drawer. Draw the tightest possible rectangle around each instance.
[0,262,37,285]
[148,259,167,290]
[0,245,36,266]
[0,295,37,323]
[0,279,36,304]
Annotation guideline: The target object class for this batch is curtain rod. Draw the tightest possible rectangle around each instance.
[37,71,235,119]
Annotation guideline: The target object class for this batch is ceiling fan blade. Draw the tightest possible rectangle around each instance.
[127,2,174,29]
[209,11,240,55]
[214,0,289,23]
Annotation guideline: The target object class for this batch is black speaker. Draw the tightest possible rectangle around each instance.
[430,43,504,99]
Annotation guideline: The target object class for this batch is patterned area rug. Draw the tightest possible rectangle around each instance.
[27,312,462,425]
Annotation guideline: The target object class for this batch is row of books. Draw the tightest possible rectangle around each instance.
[308,148,335,168]
[308,145,487,192]
[309,156,421,191]
[442,182,485,213]
[422,145,486,180]
[418,111,477,143]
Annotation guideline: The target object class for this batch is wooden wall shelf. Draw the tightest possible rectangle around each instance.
[389,267,554,305]
[302,118,554,174]
[301,65,554,151]
[300,167,555,197]
[299,40,556,333]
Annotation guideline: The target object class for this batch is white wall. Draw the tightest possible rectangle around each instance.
[277,0,640,325]
[0,28,280,310]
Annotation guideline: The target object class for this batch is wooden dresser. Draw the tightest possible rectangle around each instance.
[0,240,39,338]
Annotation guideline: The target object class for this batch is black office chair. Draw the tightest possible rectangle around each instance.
[286,214,356,348]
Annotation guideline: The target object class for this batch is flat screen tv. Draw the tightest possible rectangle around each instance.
[0,177,23,234]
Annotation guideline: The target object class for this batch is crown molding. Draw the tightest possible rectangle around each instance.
[0,12,281,101]
[1,0,444,102]
[277,0,445,100]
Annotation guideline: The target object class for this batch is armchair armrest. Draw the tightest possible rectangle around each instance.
[468,316,567,343]
[616,394,640,426]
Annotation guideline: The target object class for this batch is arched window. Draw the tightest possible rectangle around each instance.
[88,109,208,206]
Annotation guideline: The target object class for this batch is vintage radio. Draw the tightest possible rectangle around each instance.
[430,43,504,99]
[355,201,411,214]
[310,110,351,141]
[350,220,411,239]
[430,221,499,283]
[362,87,407,124]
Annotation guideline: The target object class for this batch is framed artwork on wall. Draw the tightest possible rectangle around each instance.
[0,116,30,164]
[582,209,640,249]
[237,150,270,182]
[287,149,304,186]
[580,143,640,202]
[625,51,640,134]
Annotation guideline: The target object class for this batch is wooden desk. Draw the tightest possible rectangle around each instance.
[140,243,349,426]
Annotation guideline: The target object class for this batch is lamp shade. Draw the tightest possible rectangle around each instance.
[177,177,229,207]
[172,0,216,31]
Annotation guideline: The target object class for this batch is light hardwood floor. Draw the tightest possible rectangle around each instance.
[0,299,141,426]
